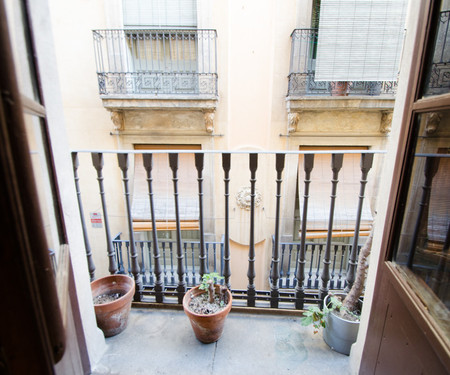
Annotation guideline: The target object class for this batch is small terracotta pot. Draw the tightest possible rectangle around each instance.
[330,81,349,96]
[91,274,135,337]
[183,285,232,344]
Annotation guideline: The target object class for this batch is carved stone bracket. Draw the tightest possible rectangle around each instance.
[288,112,300,133]
[380,111,393,134]
[203,109,215,133]
[109,110,124,131]
[236,186,262,210]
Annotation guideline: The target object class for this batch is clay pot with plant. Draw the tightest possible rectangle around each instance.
[301,226,374,355]
[183,273,232,344]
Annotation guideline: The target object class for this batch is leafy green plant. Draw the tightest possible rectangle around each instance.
[300,295,340,333]
[300,295,359,334]
[199,273,224,303]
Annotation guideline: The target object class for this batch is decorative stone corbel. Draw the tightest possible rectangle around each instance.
[110,110,124,131]
[425,112,442,134]
[203,109,215,133]
[288,112,300,133]
[380,111,393,134]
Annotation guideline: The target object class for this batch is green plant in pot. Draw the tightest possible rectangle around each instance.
[301,227,374,355]
[183,273,232,343]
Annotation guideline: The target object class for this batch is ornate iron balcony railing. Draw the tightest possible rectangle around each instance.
[92,29,218,96]
[272,237,361,290]
[72,150,382,309]
[112,233,224,287]
[287,28,398,97]
[424,10,450,96]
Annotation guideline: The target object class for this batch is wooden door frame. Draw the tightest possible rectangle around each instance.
[361,0,450,372]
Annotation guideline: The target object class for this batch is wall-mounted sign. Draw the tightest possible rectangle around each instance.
[90,212,103,228]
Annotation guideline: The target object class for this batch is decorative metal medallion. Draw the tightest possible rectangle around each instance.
[236,187,262,210]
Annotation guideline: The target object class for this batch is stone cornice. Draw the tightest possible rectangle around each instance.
[101,96,218,111]
[286,96,395,111]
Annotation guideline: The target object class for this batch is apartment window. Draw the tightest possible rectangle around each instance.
[131,144,201,232]
[314,0,408,82]
[297,146,373,239]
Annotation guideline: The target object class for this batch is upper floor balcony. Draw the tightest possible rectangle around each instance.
[287,29,398,98]
[92,29,218,99]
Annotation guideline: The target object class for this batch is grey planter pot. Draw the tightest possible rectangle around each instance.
[322,295,360,356]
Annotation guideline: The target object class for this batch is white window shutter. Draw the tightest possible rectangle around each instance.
[123,0,197,28]
[314,0,408,82]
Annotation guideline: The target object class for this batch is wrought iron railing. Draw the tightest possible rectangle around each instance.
[273,237,361,290]
[92,29,218,96]
[287,28,398,97]
[72,150,380,309]
[112,233,224,287]
[424,10,450,95]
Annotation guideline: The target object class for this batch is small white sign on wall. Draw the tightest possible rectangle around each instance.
[90,212,103,228]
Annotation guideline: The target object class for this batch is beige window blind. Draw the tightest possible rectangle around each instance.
[314,0,408,82]
[122,0,197,28]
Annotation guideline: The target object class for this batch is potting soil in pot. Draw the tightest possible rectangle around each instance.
[93,292,124,305]
[188,293,227,314]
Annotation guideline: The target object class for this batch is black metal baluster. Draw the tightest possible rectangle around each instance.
[330,244,338,289]
[118,153,143,301]
[162,242,168,285]
[191,243,196,285]
[139,242,146,283]
[125,242,131,274]
[295,154,314,309]
[319,154,343,303]
[337,245,346,289]
[270,153,285,308]
[169,153,186,303]
[345,153,374,292]
[307,244,313,288]
[315,244,323,289]
[184,243,189,285]
[407,157,440,269]
[293,245,300,288]
[169,242,175,285]
[247,153,258,307]
[147,241,154,285]
[91,153,117,274]
[72,152,96,280]
[115,235,124,273]
[222,153,231,289]
[279,244,285,288]
[195,153,207,278]
[286,244,292,289]
[143,154,164,302]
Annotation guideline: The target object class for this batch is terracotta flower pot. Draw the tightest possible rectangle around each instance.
[183,285,232,344]
[91,274,135,337]
[330,81,349,96]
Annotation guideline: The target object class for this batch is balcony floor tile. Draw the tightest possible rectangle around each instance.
[91,308,351,375]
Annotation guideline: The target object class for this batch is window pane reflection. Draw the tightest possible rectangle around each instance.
[393,110,449,337]
[422,1,450,97]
